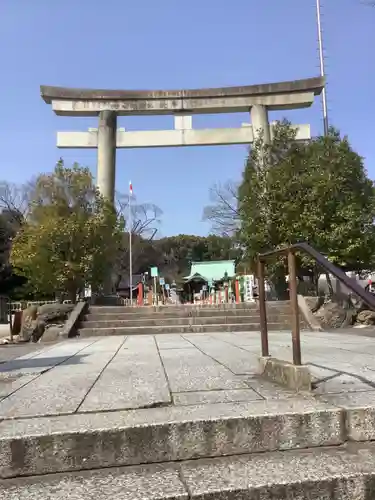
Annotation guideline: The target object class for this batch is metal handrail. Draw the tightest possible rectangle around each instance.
[257,242,375,366]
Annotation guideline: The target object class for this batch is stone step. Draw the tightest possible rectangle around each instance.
[77,322,293,337]
[85,308,292,320]
[86,309,260,320]
[81,314,293,329]
[2,443,375,499]
[88,301,291,315]
[0,399,343,479]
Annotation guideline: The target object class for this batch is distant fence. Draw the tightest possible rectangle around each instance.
[9,299,72,313]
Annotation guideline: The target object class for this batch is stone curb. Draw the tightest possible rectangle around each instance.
[259,356,312,392]
[0,399,343,478]
[1,443,375,498]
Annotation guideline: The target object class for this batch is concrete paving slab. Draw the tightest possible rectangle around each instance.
[319,390,375,409]
[0,337,125,418]
[308,364,340,382]
[243,376,312,400]
[0,373,39,400]
[124,335,155,350]
[0,344,42,364]
[208,332,261,346]
[79,337,171,412]
[313,374,373,394]
[0,339,97,375]
[172,388,263,405]
[0,399,344,478]
[159,347,248,392]
[155,335,194,350]
[183,334,260,375]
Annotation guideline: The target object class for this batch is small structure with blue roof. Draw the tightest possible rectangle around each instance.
[182,260,236,302]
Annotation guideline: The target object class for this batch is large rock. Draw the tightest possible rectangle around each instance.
[37,303,74,323]
[30,319,46,342]
[19,305,38,342]
[314,301,355,329]
[20,317,45,343]
[40,326,62,343]
[304,296,324,313]
[357,310,375,325]
[18,303,74,342]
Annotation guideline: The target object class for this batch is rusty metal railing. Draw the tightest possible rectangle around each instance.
[257,242,375,366]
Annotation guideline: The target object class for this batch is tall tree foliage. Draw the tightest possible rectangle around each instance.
[152,234,242,283]
[239,122,375,293]
[10,160,124,301]
[0,208,26,296]
[116,233,242,285]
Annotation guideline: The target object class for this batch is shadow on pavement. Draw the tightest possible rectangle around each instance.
[0,354,88,372]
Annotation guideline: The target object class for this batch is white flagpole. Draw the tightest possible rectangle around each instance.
[129,181,133,306]
[316,0,329,135]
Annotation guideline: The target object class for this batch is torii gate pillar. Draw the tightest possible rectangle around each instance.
[97,111,117,202]
[251,104,271,144]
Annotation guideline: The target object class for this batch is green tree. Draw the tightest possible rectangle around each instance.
[10,160,124,301]
[0,210,26,297]
[239,122,375,295]
[151,234,242,284]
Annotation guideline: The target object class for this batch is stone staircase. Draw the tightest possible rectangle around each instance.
[77,300,309,337]
[2,391,375,498]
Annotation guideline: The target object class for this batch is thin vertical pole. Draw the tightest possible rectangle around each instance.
[129,185,133,306]
[153,276,158,306]
[316,0,329,135]
[257,259,269,357]
[287,250,301,365]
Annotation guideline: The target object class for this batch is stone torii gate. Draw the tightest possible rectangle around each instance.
[40,76,324,202]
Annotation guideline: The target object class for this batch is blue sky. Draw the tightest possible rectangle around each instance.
[1,0,374,236]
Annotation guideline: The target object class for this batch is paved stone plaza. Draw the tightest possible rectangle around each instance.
[2,330,375,418]
[3,330,375,497]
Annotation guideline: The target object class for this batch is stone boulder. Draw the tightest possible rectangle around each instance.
[356,310,375,325]
[20,317,46,343]
[18,302,75,343]
[19,305,38,342]
[30,319,46,342]
[40,325,62,343]
[304,296,324,313]
[314,301,355,329]
[37,303,74,323]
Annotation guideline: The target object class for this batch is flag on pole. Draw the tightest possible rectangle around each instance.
[129,181,133,196]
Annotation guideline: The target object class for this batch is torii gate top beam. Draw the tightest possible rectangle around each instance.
[40,76,325,117]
